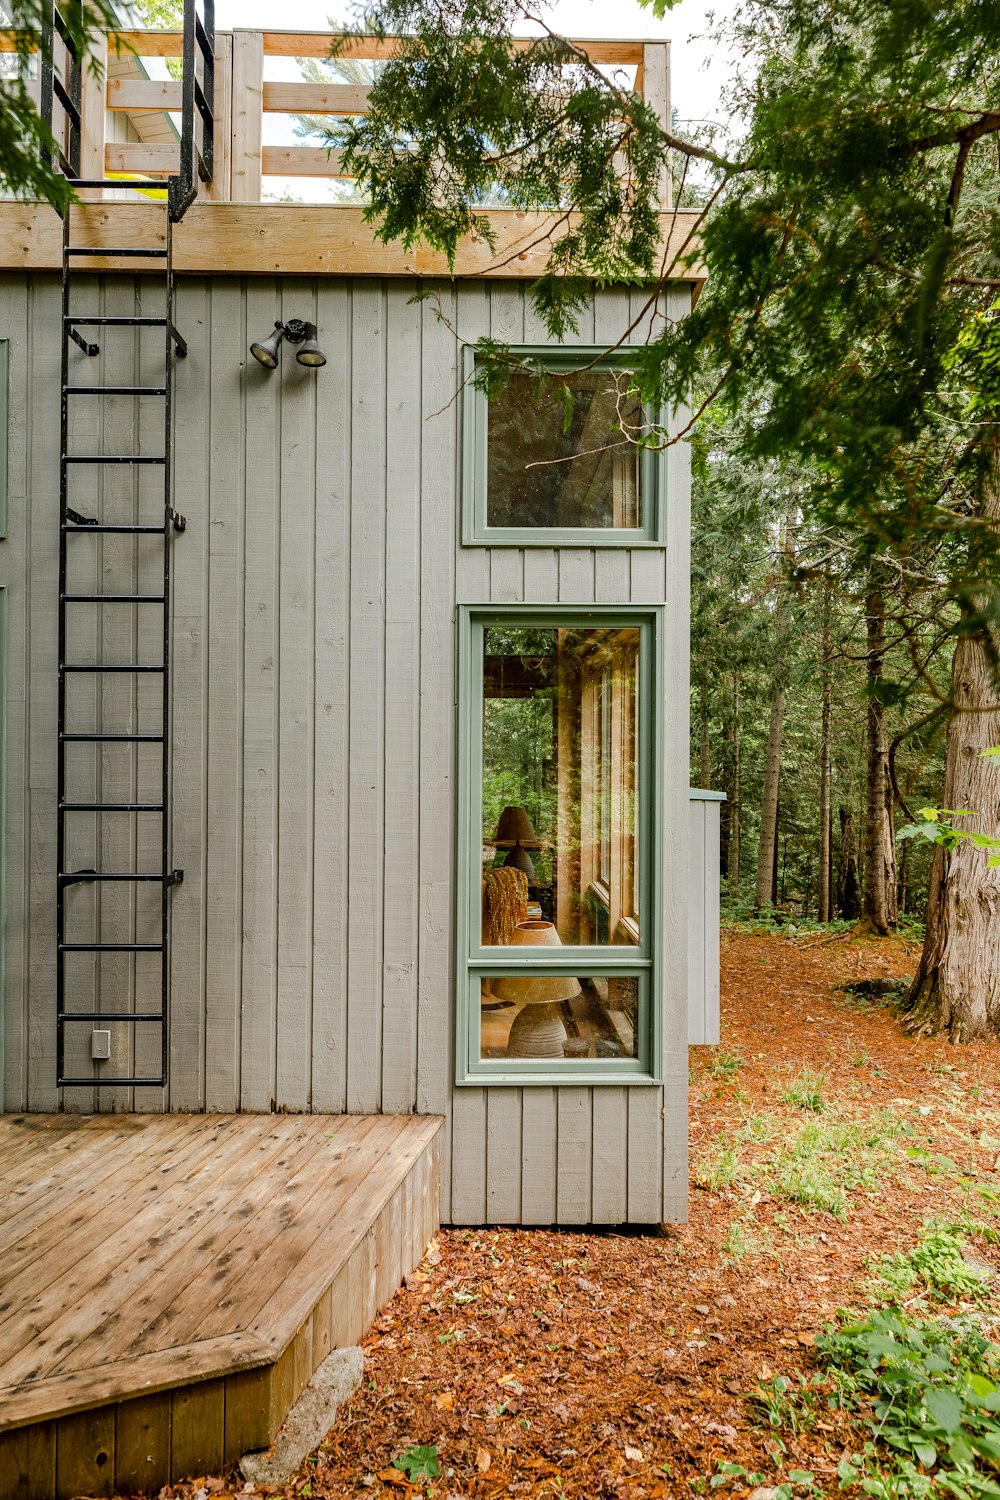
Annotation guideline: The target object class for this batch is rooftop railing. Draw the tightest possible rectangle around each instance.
[3,28,671,209]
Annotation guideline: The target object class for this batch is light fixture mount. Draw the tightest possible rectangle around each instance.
[249,318,327,370]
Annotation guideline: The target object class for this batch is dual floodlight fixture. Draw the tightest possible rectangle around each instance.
[250,318,327,371]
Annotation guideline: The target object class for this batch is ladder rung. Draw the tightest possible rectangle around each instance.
[62,523,165,534]
[63,455,166,465]
[66,316,169,327]
[66,246,168,259]
[60,733,165,743]
[59,871,165,882]
[58,1013,165,1023]
[61,664,165,674]
[59,802,165,812]
[62,594,166,604]
[65,385,167,397]
[61,1077,166,1090]
[59,942,165,952]
[66,178,169,191]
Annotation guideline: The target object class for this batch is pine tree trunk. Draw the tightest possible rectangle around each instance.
[838,806,861,920]
[755,512,796,911]
[907,640,1000,1038]
[729,676,741,890]
[699,684,711,789]
[860,581,898,933]
[818,593,833,923]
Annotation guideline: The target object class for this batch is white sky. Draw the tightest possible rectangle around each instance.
[213,0,741,130]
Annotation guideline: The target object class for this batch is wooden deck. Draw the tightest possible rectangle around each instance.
[0,1112,441,1499]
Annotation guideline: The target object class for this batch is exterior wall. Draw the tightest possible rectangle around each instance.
[0,271,692,1224]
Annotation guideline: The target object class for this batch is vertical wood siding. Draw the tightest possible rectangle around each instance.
[0,273,692,1225]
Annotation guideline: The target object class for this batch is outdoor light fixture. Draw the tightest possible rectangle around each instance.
[250,318,327,370]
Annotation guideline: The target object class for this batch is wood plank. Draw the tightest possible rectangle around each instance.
[223,1365,274,1466]
[556,1088,592,1223]
[0,279,29,1110]
[0,1333,271,1435]
[416,282,459,1223]
[52,1118,339,1375]
[170,1377,225,1481]
[557,549,595,603]
[486,1089,521,1223]
[688,798,707,1043]
[309,280,352,1112]
[274,281,316,1113]
[205,32,234,203]
[0,1116,226,1272]
[99,28,646,66]
[642,43,671,210]
[239,281,280,1110]
[520,1089,557,1224]
[106,76,181,111]
[262,81,370,114]
[262,145,348,177]
[54,1406,116,1500]
[231,31,264,203]
[105,140,177,177]
[245,1118,439,1344]
[381,284,421,1115]
[0,1118,293,1383]
[0,1421,56,1500]
[202,277,244,1111]
[591,1088,628,1223]
[166,277,210,1111]
[114,1391,171,1493]
[345,281,387,1113]
[122,1116,382,1355]
[450,1088,487,1225]
[0,205,706,282]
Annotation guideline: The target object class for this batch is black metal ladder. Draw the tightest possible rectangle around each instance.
[42,0,215,1090]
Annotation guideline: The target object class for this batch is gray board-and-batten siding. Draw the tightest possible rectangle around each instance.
[0,271,694,1225]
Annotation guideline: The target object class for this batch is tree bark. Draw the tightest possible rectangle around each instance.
[818,590,833,923]
[838,806,861,920]
[907,654,1000,1038]
[860,580,898,933]
[728,676,741,889]
[754,510,796,911]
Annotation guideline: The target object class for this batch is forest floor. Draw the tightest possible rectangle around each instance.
[156,929,1000,1500]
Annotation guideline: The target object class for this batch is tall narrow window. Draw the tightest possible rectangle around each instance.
[463,348,665,547]
[458,607,663,1084]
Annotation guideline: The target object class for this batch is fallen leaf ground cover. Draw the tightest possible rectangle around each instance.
[153,931,1000,1500]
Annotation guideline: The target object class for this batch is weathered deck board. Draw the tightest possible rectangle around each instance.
[0,1113,442,1500]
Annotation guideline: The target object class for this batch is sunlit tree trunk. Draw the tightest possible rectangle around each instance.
[755,510,796,911]
[860,581,898,933]
[728,676,741,889]
[818,590,833,923]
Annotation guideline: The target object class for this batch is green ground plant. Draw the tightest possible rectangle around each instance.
[865,1222,992,1310]
[782,1069,827,1112]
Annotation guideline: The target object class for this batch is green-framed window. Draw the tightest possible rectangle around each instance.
[456,604,664,1086]
[461,346,666,548]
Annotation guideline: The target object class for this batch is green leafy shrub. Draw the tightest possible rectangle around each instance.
[867,1222,992,1310]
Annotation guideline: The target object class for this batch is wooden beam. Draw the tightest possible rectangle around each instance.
[106,76,181,112]
[105,141,178,177]
[0,202,705,281]
[231,30,263,203]
[261,145,348,178]
[4,27,647,66]
[642,42,671,211]
[261,81,371,114]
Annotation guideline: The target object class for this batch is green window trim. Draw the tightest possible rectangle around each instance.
[455,603,665,1087]
[461,345,667,548]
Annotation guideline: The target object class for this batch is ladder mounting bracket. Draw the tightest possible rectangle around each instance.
[167,869,185,888]
[171,510,187,532]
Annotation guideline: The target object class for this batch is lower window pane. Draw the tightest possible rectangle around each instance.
[479,972,639,1061]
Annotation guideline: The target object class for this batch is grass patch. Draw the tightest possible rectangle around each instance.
[709,1048,745,1081]
[781,1068,827,1112]
[866,1221,993,1310]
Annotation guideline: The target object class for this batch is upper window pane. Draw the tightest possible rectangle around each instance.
[481,624,641,948]
[463,348,664,546]
[486,368,643,531]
